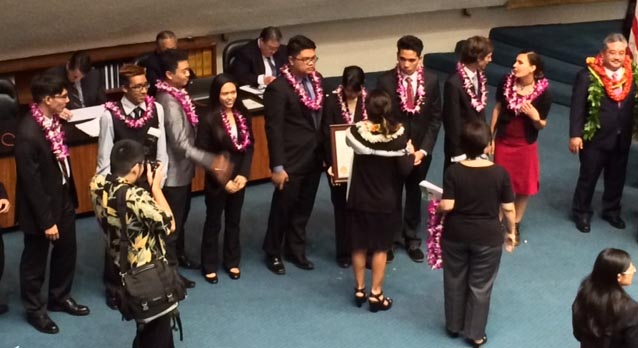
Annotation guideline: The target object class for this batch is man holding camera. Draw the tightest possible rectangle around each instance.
[90,139,176,348]
[96,63,168,309]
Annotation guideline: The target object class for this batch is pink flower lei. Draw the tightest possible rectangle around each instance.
[280,64,324,111]
[155,81,199,126]
[220,108,251,152]
[426,199,444,270]
[395,65,426,114]
[503,72,549,115]
[30,103,69,160]
[334,85,368,124]
[456,62,488,112]
[104,96,156,129]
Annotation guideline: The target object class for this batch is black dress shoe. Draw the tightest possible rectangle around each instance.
[602,214,626,229]
[177,254,200,269]
[225,267,241,280]
[0,303,8,315]
[180,274,196,288]
[285,255,314,270]
[266,256,286,275]
[407,247,425,263]
[204,273,218,284]
[574,216,591,233]
[27,313,59,334]
[386,249,394,263]
[445,328,459,338]
[48,298,90,316]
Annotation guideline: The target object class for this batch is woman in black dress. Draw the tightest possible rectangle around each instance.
[196,74,254,283]
[346,90,415,312]
[438,121,516,347]
[572,248,638,348]
[490,51,552,243]
[322,66,368,268]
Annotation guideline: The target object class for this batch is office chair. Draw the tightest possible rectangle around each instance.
[222,39,251,72]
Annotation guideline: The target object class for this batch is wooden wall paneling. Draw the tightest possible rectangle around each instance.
[69,143,98,214]
[0,156,16,227]
[248,115,271,181]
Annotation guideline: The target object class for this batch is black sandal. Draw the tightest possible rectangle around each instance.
[368,291,392,312]
[354,287,366,307]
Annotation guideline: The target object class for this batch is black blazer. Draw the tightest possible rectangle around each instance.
[377,68,442,154]
[229,39,288,87]
[14,114,78,235]
[263,76,324,175]
[196,107,254,189]
[141,52,163,97]
[443,72,486,158]
[494,76,553,144]
[321,91,365,165]
[46,65,106,108]
[569,68,636,151]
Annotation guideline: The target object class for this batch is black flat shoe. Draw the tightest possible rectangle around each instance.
[353,287,366,308]
[466,335,488,348]
[285,255,314,270]
[407,247,425,263]
[180,274,196,288]
[225,267,241,280]
[368,291,392,313]
[48,297,90,316]
[27,313,59,334]
[204,273,218,284]
[446,328,459,338]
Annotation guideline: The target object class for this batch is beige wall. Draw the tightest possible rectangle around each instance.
[217,1,626,77]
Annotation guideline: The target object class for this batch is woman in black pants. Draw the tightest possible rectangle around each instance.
[196,74,254,283]
[437,121,516,347]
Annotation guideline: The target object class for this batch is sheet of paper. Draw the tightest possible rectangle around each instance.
[67,104,104,123]
[74,117,101,137]
[419,180,443,200]
[239,85,265,98]
[242,98,263,110]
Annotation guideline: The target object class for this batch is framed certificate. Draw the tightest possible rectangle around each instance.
[330,124,354,184]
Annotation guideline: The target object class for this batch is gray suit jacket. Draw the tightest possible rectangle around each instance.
[156,91,214,187]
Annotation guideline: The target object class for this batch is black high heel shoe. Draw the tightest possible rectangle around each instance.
[467,335,488,348]
[354,287,366,307]
[368,291,392,312]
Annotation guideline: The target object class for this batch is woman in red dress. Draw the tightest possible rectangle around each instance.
[490,51,552,243]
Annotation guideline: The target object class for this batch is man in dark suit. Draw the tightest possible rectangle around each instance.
[141,30,178,97]
[45,51,106,109]
[262,35,324,275]
[569,33,635,233]
[377,35,442,263]
[0,182,10,315]
[443,36,493,172]
[229,26,287,87]
[15,74,90,334]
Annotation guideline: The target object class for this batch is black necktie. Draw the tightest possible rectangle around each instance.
[68,84,83,109]
[267,57,277,77]
[132,107,143,119]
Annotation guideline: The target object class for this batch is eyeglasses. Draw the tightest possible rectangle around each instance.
[293,56,319,65]
[52,94,69,100]
[623,263,636,275]
[129,83,150,91]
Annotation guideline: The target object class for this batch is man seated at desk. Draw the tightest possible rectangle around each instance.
[142,30,178,97]
[229,26,287,88]
[46,51,106,109]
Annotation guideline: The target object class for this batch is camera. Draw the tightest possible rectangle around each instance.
[146,159,160,174]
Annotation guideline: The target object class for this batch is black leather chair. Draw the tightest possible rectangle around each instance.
[0,79,18,120]
[222,39,252,72]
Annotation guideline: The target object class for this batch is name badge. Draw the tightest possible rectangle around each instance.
[147,127,160,138]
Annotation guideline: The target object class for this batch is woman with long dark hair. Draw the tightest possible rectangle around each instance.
[346,89,415,312]
[196,73,254,284]
[490,50,552,243]
[322,65,368,268]
[572,248,638,348]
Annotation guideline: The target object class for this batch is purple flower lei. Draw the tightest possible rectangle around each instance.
[30,103,69,160]
[503,72,549,115]
[334,85,368,124]
[456,62,488,112]
[280,64,324,111]
[104,96,156,129]
[220,108,251,152]
[426,199,444,270]
[395,65,426,114]
[155,81,199,126]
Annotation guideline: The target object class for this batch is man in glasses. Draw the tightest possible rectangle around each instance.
[15,74,90,334]
[262,35,324,275]
[230,26,288,87]
[46,51,106,109]
[96,64,168,309]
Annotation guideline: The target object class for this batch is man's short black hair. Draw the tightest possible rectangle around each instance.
[30,73,66,104]
[287,35,316,58]
[110,140,145,177]
[397,35,424,56]
[68,51,92,75]
[159,49,189,75]
[259,27,282,42]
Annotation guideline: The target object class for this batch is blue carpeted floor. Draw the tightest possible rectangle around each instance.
[2,90,638,347]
